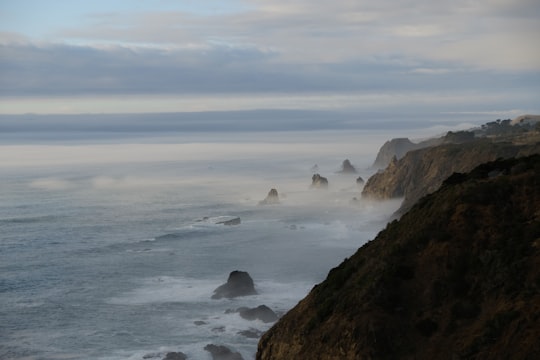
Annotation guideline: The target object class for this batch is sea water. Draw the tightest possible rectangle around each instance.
[0,128,407,359]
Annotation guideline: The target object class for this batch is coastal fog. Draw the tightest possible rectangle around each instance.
[0,116,474,359]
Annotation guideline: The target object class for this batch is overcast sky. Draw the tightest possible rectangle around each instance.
[1,0,539,116]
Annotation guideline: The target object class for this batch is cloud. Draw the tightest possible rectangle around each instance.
[0,0,538,115]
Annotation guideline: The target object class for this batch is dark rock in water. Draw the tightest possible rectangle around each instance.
[162,352,187,360]
[194,320,207,326]
[211,270,257,299]
[356,176,364,185]
[237,305,278,323]
[204,344,244,360]
[212,326,226,333]
[215,217,241,226]
[259,188,280,205]
[338,159,357,174]
[239,328,263,338]
[196,216,241,225]
[310,173,328,189]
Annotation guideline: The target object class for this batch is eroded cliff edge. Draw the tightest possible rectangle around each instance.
[257,155,540,360]
[363,137,540,215]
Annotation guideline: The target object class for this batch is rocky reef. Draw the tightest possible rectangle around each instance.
[257,155,540,360]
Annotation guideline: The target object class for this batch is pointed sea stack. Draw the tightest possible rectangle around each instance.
[259,188,280,205]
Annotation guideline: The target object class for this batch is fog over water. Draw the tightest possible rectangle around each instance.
[0,113,484,359]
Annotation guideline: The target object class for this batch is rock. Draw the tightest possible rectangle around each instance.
[338,159,357,174]
[310,174,328,189]
[162,352,187,360]
[259,188,280,205]
[193,320,207,326]
[204,344,244,360]
[356,176,364,186]
[238,328,263,338]
[214,216,241,226]
[211,271,257,299]
[235,305,279,323]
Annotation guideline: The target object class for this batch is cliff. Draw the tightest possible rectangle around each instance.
[257,154,540,360]
[362,139,540,214]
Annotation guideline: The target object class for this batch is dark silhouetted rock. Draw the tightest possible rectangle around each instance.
[356,176,364,186]
[211,271,257,299]
[204,344,244,360]
[338,159,357,174]
[259,188,280,205]
[310,174,328,189]
[163,352,187,360]
[235,305,278,323]
[194,320,207,326]
[258,155,540,360]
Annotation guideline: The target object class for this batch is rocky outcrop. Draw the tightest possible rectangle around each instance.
[162,352,187,360]
[259,188,279,205]
[372,138,423,169]
[211,271,257,299]
[204,344,244,360]
[310,174,328,189]
[362,139,540,214]
[356,176,364,186]
[338,159,357,174]
[257,155,540,360]
[234,305,278,323]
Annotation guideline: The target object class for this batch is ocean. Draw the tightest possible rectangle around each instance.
[0,119,472,359]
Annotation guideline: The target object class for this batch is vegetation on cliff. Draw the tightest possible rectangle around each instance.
[258,155,540,360]
[363,134,540,215]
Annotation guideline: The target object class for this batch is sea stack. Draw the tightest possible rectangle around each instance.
[259,188,280,205]
[211,271,257,299]
[338,159,357,174]
[310,174,328,189]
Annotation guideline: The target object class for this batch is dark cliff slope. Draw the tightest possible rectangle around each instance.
[258,155,540,360]
[362,139,540,214]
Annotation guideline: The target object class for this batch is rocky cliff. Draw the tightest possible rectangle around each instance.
[362,139,540,214]
[257,155,540,360]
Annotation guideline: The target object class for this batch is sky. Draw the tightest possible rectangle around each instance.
[0,0,539,117]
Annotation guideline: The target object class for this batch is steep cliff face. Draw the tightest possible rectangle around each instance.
[258,155,540,360]
[362,139,540,214]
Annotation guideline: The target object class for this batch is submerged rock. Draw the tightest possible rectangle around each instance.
[259,188,280,205]
[204,344,244,360]
[310,174,328,189]
[211,271,257,299]
[238,328,264,338]
[215,217,241,226]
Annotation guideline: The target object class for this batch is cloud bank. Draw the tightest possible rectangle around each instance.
[0,0,539,115]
